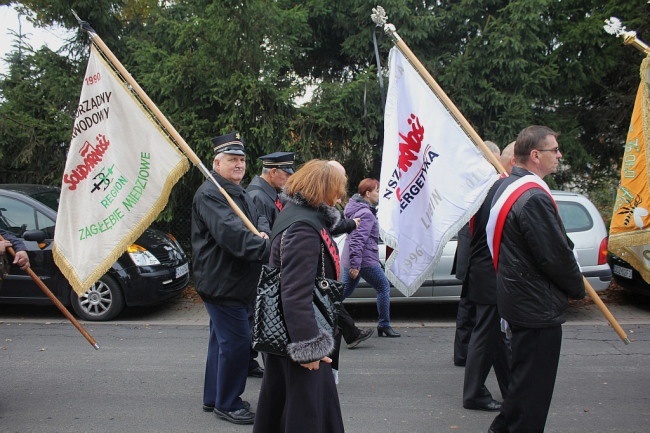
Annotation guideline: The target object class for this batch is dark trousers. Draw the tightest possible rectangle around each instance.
[203,302,250,412]
[247,303,262,371]
[338,304,360,344]
[490,325,562,433]
[463,304,511,406]
[331,304,360,371]
[454,297,476,366]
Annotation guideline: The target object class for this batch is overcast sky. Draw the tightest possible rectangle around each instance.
[1,4,71,74]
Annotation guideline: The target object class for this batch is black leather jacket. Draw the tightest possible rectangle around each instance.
[191,171,270,305]
[493,167,585,327]
[247,175,280,229]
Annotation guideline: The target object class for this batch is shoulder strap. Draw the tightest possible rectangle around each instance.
[486,179,554,270]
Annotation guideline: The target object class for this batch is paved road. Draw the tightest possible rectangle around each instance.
[2,286,649,328]
[1,292,649,433]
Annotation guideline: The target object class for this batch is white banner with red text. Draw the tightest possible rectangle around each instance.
[378,47,499,296]
[53,45,189,295]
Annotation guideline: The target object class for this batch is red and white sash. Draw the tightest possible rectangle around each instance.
[486,175,553,270]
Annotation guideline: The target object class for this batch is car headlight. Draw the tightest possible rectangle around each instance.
[167,233,185,254]
[126,244,161,267]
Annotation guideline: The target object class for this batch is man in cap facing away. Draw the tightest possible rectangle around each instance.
[192,131,270,425]
[247,151,295,229]
[462,141,515,412]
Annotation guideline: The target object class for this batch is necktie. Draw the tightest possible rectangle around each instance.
[274,197,283,211]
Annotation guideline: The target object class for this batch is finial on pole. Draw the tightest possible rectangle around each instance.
[371,6,398,41]
[71,9,95,35]
[604,17,650,54]
[370,6,387,27]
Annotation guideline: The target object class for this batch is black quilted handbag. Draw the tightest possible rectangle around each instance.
[312,275,343,340]
[252,233,343,357]
[252,264,288,356]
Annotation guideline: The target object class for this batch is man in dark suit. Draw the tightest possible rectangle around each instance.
[462,142,515,412]
[453,140,501,367]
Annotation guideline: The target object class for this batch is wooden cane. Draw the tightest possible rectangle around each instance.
[1,235,100,349]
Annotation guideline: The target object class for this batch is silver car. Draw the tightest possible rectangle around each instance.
[338,190,612,302]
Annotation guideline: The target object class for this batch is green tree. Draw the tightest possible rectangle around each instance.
[0,42,81,184]
[1,0,649,228]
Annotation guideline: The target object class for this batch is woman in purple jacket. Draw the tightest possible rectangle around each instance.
[341,179,399,337]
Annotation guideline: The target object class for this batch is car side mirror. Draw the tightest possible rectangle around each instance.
[23,230,46,243]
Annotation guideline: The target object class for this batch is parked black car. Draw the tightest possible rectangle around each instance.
[0,184,190,321]
[609,253,650,296]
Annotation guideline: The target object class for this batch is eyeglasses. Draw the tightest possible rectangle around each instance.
[535,147,560,154]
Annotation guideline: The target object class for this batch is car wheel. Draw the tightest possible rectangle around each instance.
[70,275,125,321]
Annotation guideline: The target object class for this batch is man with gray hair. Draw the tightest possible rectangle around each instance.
[192,131,270,425]
[247,151,295,229]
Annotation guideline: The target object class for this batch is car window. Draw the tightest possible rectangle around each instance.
[557,201,593,233]
[30,190,60,212]
[36,211,56,239]
[0,195,56,237]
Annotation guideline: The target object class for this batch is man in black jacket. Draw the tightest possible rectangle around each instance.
[192,132,270,425]
[487,126,585,433]
[247,151,294,229]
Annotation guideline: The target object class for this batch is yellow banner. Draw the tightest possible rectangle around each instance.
[609,56,650,283]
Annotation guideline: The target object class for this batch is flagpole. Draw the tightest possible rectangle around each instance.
[583,276,630,344]
[623,34,650,54]
[371,7,506,175]
[71,12,261,237]
[0,235,100,349]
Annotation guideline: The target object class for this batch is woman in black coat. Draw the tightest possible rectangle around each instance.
[253,159,347,433]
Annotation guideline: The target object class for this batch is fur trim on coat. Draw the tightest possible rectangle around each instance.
[287,329,335,364]
[280,192,342,231]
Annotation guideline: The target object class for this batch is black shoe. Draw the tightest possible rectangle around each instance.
[463,399,502,412]
[347,328,374,349]
[213,407,255,425]
[248,365,264,378]
[203,401,250,412]
[377,326,401,337]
